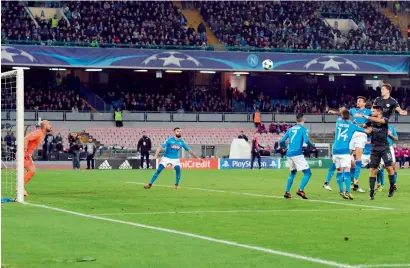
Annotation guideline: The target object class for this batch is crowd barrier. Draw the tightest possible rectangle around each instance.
[2,111,410,123]
[94,158,333,170]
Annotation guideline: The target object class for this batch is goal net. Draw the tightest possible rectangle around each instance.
[1,69,25,203]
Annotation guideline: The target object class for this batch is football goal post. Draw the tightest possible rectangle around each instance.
[1,69,25,203]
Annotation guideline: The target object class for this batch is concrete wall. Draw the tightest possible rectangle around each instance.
[12,120,410,133]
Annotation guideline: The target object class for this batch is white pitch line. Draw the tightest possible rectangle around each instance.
[357,264,410,267]
[91,208,380,216]
[127,182,395,210]
[25,202,355,268]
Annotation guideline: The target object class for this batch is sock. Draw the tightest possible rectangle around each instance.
[350,168,355,183]
[369,177,376,192]
[24,171,35,185]
[299,168,312,191]
[344,171,351,193]
[286,170,297,192]
[325,163,336,183]
[258,157,261,168]
[149,164,165,185]
[377,169,384,186]
[336,172,344,192]
[174,165,181,185]
[394,171,398,184]
[388,174,395,188]
[354,160,362,182]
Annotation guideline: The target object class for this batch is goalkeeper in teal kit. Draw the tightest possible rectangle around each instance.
[144,127,201,189]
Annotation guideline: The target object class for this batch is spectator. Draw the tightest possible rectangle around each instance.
[44,132,55,155]
[253,109,261,128]
[137,131,152,169]
[273,140,285,158]
[4,132,16,160]
[269,123,277,134]
[114,108,123,127]
[69,133,82,170]
[257,122,267,134]
[399,144,409,168]
[85,138,96,169]
[4,132,15,147]
[237,131,248,142]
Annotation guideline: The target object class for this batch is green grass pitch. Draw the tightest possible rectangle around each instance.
[2,169,410,268]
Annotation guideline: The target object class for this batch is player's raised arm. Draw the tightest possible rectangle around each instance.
[363,115,388,124]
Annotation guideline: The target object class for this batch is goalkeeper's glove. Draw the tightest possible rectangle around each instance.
[24,151,30,160]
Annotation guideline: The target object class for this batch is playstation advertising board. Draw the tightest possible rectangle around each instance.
[219,158,281,169]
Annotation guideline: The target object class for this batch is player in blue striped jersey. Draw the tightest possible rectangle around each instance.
[329,96,371,193]
[280,113,315,199]
[332,110,369,200]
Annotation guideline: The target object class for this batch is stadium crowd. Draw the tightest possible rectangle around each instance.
[24,87,89,111]
[108,86,234,113]
[1,1,207,47]
[2,1,408,51]
[232,85,410,113]
[197,1,409,51]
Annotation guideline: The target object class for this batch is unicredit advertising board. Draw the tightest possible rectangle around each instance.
[219,158,280,169]
[161,158,219,169]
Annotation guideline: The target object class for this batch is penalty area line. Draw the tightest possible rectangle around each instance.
[127,182,396,211]
[24,202,354,268]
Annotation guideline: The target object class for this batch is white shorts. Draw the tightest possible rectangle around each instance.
[349,132,367,150]
[333,155,352,169]
[159,157,180,168]
[381,146,396,165]
[362,154,370,166]
[287,155,309,171]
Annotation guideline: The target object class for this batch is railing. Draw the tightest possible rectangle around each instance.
[2,40,410,55]
[1,111,409,124]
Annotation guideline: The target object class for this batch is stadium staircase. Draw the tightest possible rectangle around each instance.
[175,2,225,50]
[381,7,409,37]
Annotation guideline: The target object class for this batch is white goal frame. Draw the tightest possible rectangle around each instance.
[1,69,25,203]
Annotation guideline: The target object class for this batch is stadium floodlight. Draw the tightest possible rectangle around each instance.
[286,73,292,75]
[49,68,67,71]
[1,69,25,203]
[85,69,103,72]
[12,67,30,70]
[233,72,249,75]
[134,70,148,72]
[314,73,324,76]
[341,73,356,76]
[165,70,182,73]
[200,71,216,74]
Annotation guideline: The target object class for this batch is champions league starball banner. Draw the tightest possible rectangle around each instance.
[2,45,408,74]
